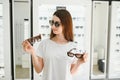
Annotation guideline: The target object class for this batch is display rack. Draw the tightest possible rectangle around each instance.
[0,3,4,79]
[108,1,120,79]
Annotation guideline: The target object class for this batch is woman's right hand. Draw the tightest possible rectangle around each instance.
[22,40,35,55]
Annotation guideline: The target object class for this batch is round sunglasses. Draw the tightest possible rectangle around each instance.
[67,48,85,59]
[49,20,61,28]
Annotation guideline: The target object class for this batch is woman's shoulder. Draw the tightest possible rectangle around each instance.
[68,41,77,47]
[40,38,50,43]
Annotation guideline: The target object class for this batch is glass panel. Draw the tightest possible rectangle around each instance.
[13,1,31,79]
[0,2,5,79]
[91,1,109,79]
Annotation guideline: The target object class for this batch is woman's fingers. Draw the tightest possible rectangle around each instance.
[83,53,88,62]
[22,40,30,51]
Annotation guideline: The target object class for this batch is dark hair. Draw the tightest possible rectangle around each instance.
[50,9,73,41]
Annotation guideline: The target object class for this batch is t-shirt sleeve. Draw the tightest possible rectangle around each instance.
[35,41,45,58]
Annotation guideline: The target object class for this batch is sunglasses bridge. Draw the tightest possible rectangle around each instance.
[49,20,61,27]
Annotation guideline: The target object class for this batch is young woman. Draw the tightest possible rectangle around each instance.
[22,9,88,80]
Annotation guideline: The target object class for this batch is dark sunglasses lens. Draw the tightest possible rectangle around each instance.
[55,22,60,27]
[49,20,60,27]
[67,52,74,57]
[75,54,83,58]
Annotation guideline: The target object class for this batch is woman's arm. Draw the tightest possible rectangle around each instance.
[70,53,88,75]
[22,40,44,73]
[31,52,44,73]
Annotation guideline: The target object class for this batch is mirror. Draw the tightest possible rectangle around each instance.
[91,1,109,79]
[0,0,5,79]
[13,0,31,79]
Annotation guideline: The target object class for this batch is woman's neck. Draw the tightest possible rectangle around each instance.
[52,34,68,44]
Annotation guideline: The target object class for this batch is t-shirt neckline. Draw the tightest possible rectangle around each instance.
[48,38,71,46]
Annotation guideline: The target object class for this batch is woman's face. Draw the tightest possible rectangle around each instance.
[50,15,63,35]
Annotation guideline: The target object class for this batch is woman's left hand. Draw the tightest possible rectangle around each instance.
[77,53,88,64]
[70,52,88,75]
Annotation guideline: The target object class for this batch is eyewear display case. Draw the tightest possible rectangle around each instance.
[108,1,120,79]
[0,2,4,79]
[33,0,91,80]
[0,0,11,80]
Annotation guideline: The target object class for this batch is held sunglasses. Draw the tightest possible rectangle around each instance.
[49,20,61,28]
[67,48,85,59]
[26,34,41,45]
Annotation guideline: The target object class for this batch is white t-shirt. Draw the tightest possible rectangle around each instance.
[36,38,77,80]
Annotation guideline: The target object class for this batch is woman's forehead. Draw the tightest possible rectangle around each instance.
[52,15,61,22]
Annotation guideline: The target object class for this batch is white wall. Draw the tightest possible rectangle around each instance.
[0,0,3,3]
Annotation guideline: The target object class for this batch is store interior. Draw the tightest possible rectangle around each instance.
[0,0,120,80]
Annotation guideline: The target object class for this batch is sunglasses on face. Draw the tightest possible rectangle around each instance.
[49,20,61,28]
[67,48,84,59]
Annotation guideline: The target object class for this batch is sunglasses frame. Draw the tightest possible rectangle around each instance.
[26,34,41,45]
[67,48,84,59]
[49,20,61,28]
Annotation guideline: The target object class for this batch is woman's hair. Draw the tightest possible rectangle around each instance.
[50,9,73,41]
